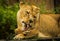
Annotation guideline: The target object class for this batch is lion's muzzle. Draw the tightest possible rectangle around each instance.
[22,20,33,31]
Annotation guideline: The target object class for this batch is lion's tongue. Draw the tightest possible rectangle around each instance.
[24,25,29,31]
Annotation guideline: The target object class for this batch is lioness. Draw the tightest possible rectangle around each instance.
[14,2,60,39]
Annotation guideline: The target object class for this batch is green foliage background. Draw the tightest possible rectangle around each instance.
[0,1,19,39]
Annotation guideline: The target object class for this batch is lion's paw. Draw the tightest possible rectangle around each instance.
[13,34,25,40]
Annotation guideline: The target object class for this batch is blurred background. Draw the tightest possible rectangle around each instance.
[0,0,60,39]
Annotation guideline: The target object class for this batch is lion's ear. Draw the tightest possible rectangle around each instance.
[31,5,40,10]
[31,5,37,8]
[19,2,25,8]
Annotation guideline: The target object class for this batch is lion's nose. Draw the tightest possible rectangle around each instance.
[22,21,25,23]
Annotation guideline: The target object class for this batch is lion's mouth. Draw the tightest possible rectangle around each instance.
[24,24,32,31]
[22,19,34,31]
[22,21,32,31]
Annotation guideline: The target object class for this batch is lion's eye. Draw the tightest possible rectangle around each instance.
[22,21,25,23]
[33,16,36,18]
[26,11,30,14]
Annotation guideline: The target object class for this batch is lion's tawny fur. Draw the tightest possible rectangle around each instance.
[14,2,60,39]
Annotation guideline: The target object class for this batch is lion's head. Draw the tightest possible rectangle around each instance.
[18,2,40,32]
[14,2,40,39]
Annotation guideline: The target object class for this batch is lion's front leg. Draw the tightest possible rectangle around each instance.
[14,28,25,39]
[13,34,25,39]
